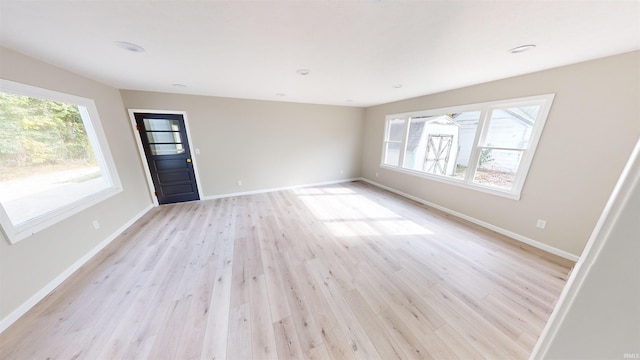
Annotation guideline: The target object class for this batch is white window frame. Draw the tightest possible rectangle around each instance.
[381,117,407,167]
[380,94,555,200]
[0,79,122,244]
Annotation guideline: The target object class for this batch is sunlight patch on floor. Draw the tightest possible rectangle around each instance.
[298,194,399,220]
[297,187,435,238]
[324,221,380,237]
[375,220,434,236]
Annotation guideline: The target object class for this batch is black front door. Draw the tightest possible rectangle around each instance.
[134,112,199,204]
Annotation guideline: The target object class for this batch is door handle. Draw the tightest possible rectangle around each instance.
[186,158,192,163]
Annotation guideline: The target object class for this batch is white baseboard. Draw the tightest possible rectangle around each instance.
[201,178,361,200]
[360,178,580,262]
[0,176,579,334]
[0,204,154,334]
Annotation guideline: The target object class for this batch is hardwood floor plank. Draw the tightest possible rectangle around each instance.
[174,252,219,359]
[344,289,408,360]
[145,296,193,360]
[226,303,252,360]
[305,258,382,360]
[355,259,446,332]
[427,283,528,359]
[378,308,435,360]
[257,215,292,323]
[200,252,234,360]
[294,261,357,360]
[272,316,305,360]
[92,269,156,360]
[304,342,332,360]
[230,198,252,309]
[351,266,390,315]
[483,293,545,335]
[248,275,278,360]
[275,251,323,353]
[435,324,486,360]
[198,198,236,360]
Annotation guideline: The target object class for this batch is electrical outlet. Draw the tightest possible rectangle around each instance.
[195,148,201,155]
[340,169,344,175]
[536,219,547,229]
[92,220,100,230]
[237,180,242,186]
[375,172,379,177]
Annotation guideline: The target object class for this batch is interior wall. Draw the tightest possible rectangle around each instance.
[362,51,640,257]
[0,47,152,322]
[119,90,365,197]
[533,137,640,359]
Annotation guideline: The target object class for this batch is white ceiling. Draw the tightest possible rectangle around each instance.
[1,1,639,107]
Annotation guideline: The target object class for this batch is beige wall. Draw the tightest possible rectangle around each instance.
[119,91,365,197]
[362,51,640,257]
[0,47,152,320]
[534,138,640,359]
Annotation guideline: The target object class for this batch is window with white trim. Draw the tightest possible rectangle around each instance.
[0,79,122,244]
[382,118,405,166]
[380,94,554,199]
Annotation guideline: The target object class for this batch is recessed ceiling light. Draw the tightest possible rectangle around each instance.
[345,99,353,102]
[172,83,187,88]
[114,41,145,53]
[392,84,403,89]
[296,69,311,76]
[276,93,286,97]
[508,44,536,54]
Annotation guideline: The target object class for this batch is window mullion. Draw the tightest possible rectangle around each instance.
[465,107,490,183]
[397,116,409,168]
[477,145,526,152]
[381,119,389,165]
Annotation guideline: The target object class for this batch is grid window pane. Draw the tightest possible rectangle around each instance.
[384,142,401,166]
[472,148,524,189]
[401,111,481,179]
[387,118,405,142]
[483,106,540,149]
[451,111,480,179]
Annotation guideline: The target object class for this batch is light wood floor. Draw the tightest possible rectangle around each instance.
[0,181,573,360]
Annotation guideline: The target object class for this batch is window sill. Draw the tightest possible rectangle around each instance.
[2,186,123,245]
[378,164,522,200]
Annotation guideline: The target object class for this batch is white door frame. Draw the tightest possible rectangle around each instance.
[127,109,203,206]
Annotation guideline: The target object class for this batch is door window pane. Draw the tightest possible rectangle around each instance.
[145,131,182,144]
[150,143,185,155]
[143,118,180,131]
